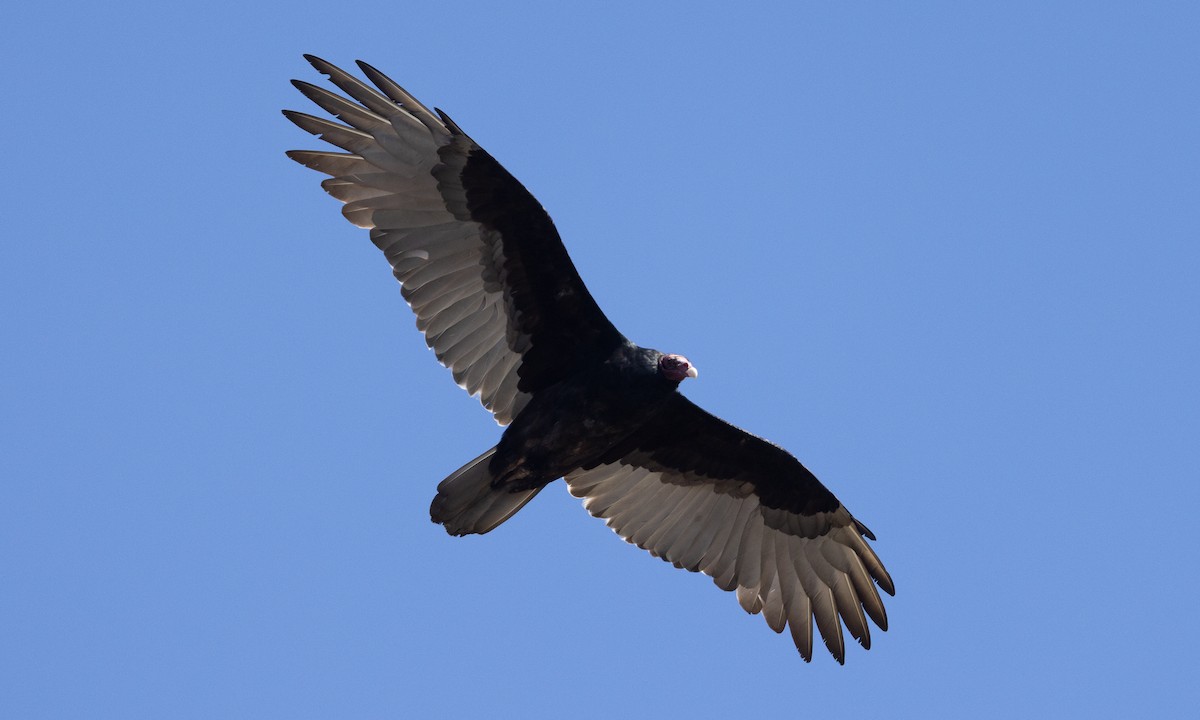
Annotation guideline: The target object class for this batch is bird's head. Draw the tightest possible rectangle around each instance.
[658,354,699,384]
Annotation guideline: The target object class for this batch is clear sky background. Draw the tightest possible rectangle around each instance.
[4,2,1198,718]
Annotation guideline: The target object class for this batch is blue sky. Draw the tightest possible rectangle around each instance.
[4,2,1198,718]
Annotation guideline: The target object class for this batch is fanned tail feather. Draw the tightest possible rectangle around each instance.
[430,448,542,535]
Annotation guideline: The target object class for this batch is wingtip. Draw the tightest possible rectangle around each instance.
[435,108,466,135]
[303,54,338,76]
[354,58,380,75]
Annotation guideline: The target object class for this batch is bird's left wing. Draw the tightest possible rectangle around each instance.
[285,56,626,424]
[564,394,894,663]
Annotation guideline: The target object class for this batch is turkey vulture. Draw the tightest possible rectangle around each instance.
[285,55,894,663]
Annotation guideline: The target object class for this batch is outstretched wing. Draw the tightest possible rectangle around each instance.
[565,394,894,663]
[285,56,626,424]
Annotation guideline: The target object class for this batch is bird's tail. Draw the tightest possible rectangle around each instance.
[429,447,543,536]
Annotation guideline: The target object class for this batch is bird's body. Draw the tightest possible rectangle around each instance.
[491,344,679,491]
[286,55,894,663]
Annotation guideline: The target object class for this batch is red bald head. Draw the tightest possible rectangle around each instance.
[658,354,698,383]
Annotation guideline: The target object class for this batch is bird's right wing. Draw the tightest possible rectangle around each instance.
[565,394,893,663]
[285,56,626,424]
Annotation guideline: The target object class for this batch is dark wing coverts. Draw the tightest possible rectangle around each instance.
[285,55,623,424]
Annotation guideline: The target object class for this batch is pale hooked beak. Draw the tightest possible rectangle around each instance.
[660,354,698,383]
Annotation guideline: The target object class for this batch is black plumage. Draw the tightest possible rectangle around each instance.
[285,55,894,663]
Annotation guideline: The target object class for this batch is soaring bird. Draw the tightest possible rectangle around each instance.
[285,55,894,663]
